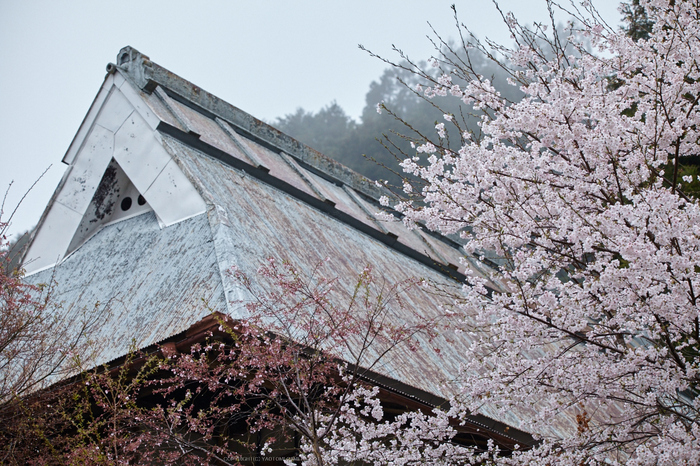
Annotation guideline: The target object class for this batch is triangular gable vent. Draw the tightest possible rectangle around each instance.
[67,158,153,254]
[23,69,206,274]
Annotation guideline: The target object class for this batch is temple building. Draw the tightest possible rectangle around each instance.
[22,47,542,458]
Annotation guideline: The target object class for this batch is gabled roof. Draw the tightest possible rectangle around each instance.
[23,46,575,445]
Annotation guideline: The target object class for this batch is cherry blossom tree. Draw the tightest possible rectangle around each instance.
[375,0,700,464]
[33,259,484,465]
[0,211,106,463]
[147,259,477,465]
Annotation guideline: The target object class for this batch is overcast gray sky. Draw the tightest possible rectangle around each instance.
[0,0,623,238]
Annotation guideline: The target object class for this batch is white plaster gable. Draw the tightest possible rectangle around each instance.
[24,71,206,274]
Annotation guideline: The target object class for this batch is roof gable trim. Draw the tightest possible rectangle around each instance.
[24,80,207,274]
[114,46,384,201]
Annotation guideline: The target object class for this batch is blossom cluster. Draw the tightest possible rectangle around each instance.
[387,1,700,463]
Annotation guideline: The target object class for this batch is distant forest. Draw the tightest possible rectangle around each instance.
[272,49,523,187]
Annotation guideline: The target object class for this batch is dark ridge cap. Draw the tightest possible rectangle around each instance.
[160,84,348,190]
[115,46,384,201]
[157,82,488,272]
[116,46,499,288]
[114,47,491,271]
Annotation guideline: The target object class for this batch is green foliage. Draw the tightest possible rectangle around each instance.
[621,0,654,41]
[2,229,32,276]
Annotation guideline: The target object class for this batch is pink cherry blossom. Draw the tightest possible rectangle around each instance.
[382,1,700,463]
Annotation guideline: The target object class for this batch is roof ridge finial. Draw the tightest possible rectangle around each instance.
[117,46,149,66]
[112,46,152,89]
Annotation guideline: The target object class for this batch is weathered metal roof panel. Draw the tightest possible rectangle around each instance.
[234,133,322,200]
[156,89,256,164]
[26,212,226,368]
[159,137,575,438]
[341,185,460,271]
[139,88,186,132]
[293,161,384,231]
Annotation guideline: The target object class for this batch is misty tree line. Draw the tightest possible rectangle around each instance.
[273,49,523,186]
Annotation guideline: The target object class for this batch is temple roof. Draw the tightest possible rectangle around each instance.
[22,47,565,446]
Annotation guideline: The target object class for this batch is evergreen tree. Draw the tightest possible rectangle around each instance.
[274,48,520,186]
[621,0,654,41]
